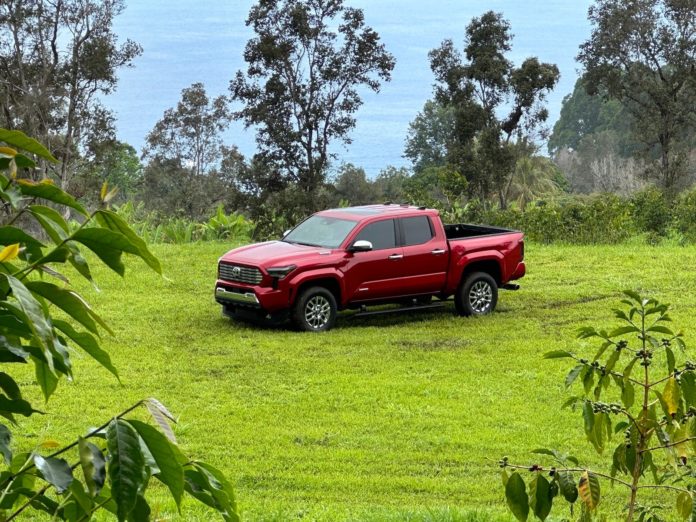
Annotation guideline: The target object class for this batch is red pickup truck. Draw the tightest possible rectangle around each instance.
[215,204,525,331]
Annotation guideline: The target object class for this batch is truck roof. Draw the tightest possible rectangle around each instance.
[317,204,438,221]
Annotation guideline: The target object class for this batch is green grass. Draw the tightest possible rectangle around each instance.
[13,242,696,521]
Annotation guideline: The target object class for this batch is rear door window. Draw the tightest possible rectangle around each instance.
[400,216,434,246]
[354,219,396,250]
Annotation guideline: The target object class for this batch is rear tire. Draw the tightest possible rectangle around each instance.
[293,286,337,332]
[455,272,498,316]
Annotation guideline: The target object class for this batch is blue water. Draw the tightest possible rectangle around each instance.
[109,0,592,177]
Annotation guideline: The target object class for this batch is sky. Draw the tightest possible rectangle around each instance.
[107,0,593,178]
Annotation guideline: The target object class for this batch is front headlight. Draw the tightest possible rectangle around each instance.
[266,265,297,279]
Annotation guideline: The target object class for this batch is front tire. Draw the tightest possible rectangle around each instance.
[293,286,337,332]
[455,272,498,316]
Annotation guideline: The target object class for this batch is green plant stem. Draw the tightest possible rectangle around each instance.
[502,463,633,489]
[6,482,51,521]
[77,497,111,522]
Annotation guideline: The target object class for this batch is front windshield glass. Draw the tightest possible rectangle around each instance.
[283,215,358,249]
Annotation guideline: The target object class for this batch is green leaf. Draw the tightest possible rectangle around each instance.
[72,228,141,276]
[96,210,162,274]
[531,448,556,457]
[35,360,58,402]
[666,347,676,374]
[566,364,583,388]
[69,479,94,514]
[682,372,696,409]
[608,325,639,336]
[28,205,69,245]
[4,275,54,361]
[79,437,106,497]
[54,320,118,380]
[505,472,529,521]
[127,494,151,522]
[25,281,105,335]
[578,470,600,510]
[128,419,184,509]
[677,491,693,520]
[34,454,73,494]
[529,474,552,521]
[622,290,641,303]
[583,401,594,435]
[17,179,86,215]
[0,225,45,262]
[145,398,177,443]
[647,324,674,335]
[184,463,240,522]
[0,373,20,400]
[0,424,11,464]
[663,377,681,417]
[621,380,635,409]
[106,419,146,520]
[0,129,58,162]
[543,350,573,359]
[13,153,36,169]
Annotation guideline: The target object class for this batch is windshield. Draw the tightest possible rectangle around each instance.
[283,215,358,249]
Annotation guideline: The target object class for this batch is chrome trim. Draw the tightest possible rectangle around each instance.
[388,253,403,260]
[219,263,263,284]
[431,248,446,255]
[215,287,259,305]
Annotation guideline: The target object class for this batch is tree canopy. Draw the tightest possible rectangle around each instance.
[230,0,395,211]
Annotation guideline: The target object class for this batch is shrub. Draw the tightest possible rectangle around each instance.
[499,291,695,521]
[0,129,238,521]
[630,187,671,237]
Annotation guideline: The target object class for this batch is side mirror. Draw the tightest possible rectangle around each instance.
[348,240,373,252]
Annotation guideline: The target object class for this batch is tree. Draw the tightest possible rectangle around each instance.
[0,0,141,190]
[428,11,559,208]
[144,82,230,177]
[404,100,456,174]
[0,129,237,520]
[142,83,238,219]
[73,140,142,204]
[332,163,373,205]
[548,77,635,157]
[506,155,562,210]
[230,0,395,209]
[578,0,696,191]
[373,165,410,203]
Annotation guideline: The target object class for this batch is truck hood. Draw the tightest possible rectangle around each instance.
[219,240,335,268]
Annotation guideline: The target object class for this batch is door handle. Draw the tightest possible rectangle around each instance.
[388,253,403,260]
[431,249,446,255]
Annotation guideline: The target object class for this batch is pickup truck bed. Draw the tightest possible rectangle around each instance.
[215,204,525,331]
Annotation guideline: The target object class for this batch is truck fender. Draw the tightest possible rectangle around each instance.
[286,269,346,306]
[448,251,504,291]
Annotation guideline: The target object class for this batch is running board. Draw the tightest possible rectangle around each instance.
[351,302,445,318]
[502,283,520,290]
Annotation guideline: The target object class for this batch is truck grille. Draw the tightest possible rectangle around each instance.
[218,263,263,285]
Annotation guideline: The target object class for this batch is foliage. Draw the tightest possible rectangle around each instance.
[630,187,671,240]
[427,11,559,208]
[229,0,395,211]
[0,0,141,189]
[500,291,696,521]
[332,164,373,206]
[115,201,253,244]
[672,186,696,243]
[548,77,636,157]
[144,83,230,177]
[0,130,237,521]
[578,0,696,191]
[404,100,456,174]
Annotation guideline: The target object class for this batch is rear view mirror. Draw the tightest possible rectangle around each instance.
[349,240,373,252]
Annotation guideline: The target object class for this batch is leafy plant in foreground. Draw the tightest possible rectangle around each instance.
[0,129,239,520]
[500,291,696,521]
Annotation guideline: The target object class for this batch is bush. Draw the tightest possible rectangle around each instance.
[630,187,671,237]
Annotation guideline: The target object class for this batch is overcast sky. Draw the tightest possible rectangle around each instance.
[107,0,593,177]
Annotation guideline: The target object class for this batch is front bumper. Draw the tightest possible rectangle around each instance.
[215,287,260,306]
[214,280,289,312]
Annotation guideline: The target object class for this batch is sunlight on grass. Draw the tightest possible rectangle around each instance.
[13,242,696,521]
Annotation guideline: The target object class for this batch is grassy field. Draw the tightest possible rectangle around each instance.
[13,241,696,521]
